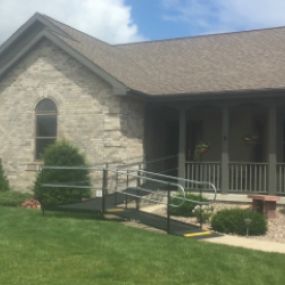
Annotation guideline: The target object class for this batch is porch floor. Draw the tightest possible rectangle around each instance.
[203,193,285,205]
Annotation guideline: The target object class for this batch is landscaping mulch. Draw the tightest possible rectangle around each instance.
[21,198,41,209]
[251,207,285,243]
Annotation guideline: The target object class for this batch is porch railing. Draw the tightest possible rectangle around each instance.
[185,161,270,193]
[229,162,268,193]
[185,161,221,190]
[277,163,285,194]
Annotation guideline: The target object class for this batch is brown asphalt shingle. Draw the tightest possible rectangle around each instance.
[42,14,285,96]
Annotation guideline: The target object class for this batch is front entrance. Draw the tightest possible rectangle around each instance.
[144,104,179,174]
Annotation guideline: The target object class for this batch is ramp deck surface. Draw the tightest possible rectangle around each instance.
[50,193,218,239]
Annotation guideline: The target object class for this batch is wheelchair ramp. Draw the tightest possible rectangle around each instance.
[107,207,220,239]
[39,164,218,239]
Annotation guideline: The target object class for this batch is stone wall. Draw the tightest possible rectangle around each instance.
[0,39,144,192]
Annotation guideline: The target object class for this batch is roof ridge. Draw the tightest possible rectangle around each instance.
[39,13,112,47]
[116,25,285,47]
[37,14,153,90]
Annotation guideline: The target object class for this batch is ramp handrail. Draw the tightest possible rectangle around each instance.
[39,164,216,208]
[116,154,177,169]
[39,165,187,208]
[108,168,186,208]
[122,168,217,205]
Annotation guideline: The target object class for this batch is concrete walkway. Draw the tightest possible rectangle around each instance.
[205,235,285,254]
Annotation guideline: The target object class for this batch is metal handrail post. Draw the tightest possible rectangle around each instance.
[115,167,119,205]
[40,166,45,216]
[125,169,129,209]
[167,189,171,234]
[102,166,108,215]
[135,164,142,210]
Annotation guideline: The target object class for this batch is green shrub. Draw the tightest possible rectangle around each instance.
[169,192,208,217]
[0,191,32,207]
[34,141,91,207]
[0,160,9,192]
[211,208,267,236]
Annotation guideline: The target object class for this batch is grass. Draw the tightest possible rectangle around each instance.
[0,207,284,285]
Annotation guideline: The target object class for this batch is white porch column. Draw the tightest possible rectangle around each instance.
[178,108,187,179]
[268,104,277,194]
[221,106,229,193]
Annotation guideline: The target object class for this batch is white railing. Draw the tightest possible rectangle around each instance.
[277,163,285,194]
[185,161,221,190]
[229,162,268,193]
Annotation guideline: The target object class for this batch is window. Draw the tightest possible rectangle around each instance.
[35,99,57,160]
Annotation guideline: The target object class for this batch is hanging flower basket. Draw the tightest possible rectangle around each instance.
[242,134,259,145]
[194,143,209,160]
[196,143,209,153]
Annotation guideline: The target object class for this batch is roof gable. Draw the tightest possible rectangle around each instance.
[0,13,128,95]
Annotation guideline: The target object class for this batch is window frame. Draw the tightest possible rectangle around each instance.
[35,99,58,160]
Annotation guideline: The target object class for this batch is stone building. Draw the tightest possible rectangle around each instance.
[1,13,285,195]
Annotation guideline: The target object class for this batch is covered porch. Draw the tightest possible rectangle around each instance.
[144,96,285,195]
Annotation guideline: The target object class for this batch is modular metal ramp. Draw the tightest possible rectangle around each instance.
[50,193,218,239]
[39,165,218,238]
[107,208,220,239]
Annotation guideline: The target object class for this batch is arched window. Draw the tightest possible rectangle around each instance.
[35,99,57,159]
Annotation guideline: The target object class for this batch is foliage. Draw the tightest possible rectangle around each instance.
[0,160,9,192]
[211,208,267,236]
[194,142,209,160]
[0,191,32,207]
[33,141,91,207]
[193,204,214,224]
[0,207,285,285]
[169,192,208,217]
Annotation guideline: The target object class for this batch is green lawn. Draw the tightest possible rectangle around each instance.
[0,207,284,285]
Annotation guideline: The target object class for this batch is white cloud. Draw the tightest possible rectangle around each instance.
[162,0,285,34]
[0,0,144,45]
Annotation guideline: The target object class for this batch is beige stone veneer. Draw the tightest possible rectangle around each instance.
[0,39,144,192]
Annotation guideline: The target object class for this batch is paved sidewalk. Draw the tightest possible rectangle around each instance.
[205,235,285,254]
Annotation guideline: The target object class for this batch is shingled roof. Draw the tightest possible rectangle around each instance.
[118,28,285,96]
[2,13,285,96]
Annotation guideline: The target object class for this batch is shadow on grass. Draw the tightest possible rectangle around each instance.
[41,208,126,223]
[41,207,104,221]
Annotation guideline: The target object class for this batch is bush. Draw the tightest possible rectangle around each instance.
[34,141,91,207]
[0,160,9,192]
[0,191,32,207]
[211,208,267,236]
[169,192,208,217]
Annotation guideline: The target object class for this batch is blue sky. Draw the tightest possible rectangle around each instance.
[1,0,285,44]
[128,0,207,40]
[125,0,212,40]
[127,0,285,40]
